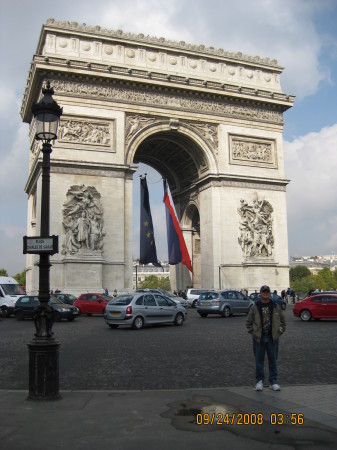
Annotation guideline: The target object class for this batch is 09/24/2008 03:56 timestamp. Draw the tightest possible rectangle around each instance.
[196,413,304,426]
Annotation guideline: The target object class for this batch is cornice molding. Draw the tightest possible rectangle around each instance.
[21,55,294,121]
[44,18,282,70]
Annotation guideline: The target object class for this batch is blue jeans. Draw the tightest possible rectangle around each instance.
[253,335,279,385]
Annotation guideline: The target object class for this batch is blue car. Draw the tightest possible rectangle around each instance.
[249,292,286,310]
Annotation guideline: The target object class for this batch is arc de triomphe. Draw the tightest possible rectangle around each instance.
[21,19,294,295]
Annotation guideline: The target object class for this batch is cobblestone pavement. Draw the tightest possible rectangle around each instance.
[1,307,336,390]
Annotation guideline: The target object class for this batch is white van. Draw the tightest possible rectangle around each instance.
[0,277,24,317]
[186,288,215,308]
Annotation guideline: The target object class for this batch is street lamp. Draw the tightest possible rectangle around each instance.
[27,81,63,400]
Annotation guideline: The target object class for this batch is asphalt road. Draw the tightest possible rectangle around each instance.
[1,307,336,390]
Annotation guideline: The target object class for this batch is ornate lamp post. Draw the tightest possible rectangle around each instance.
[27,81,63,400]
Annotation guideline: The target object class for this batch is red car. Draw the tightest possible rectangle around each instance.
[293,293,337,321]
[74,293,112,315]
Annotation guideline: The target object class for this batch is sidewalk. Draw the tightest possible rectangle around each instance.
[1,384,336,449]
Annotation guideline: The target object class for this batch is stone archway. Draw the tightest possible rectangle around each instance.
[21,20,294,295]
[128,121,215,290]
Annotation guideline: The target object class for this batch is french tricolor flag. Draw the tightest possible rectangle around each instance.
[163,180,193,273]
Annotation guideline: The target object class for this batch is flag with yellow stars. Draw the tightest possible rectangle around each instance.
[139,176,161,267]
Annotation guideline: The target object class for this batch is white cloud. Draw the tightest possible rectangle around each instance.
[284,123,337,254]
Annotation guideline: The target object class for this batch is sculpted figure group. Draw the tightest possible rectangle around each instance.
[61,185,104,255]
[238,197,274,258]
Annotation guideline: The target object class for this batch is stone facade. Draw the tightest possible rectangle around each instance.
[21,19,294,295]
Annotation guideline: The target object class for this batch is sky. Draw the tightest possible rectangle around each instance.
[0,0,337,275]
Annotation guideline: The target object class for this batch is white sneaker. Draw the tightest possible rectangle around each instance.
[255,380,263,391]
[270,383,281,391]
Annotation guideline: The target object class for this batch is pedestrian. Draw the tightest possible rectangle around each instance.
[104,288,109,295]
[286,287,291,304]
[291,289,295,304]
[113,289,117,297]
[246,285,286,392]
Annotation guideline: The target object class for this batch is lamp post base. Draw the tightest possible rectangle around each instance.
[27,338,61,401]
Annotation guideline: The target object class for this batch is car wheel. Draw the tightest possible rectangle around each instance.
[67,317,75,321]
[1,306,10,318]
[192,300,198,308]
[300,310,312,322]
[54,312,62,322]
[222,306,230,318]
[16,310,25,321]
[174,313,184,326]
[108,324,119,329]
[198,313,208,318]
[132,316,144,330]
[86,313,92,316]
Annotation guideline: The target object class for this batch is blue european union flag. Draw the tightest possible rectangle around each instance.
[139,177,161,267]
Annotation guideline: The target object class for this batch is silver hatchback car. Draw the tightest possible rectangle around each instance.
[105,292,187,329]
[197,290,253,318]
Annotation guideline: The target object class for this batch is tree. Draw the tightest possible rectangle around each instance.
[315,267,336,291]
[290,265,311,282]
[13,270,26,287]
[139,275,171,291]
[0,268,8,276]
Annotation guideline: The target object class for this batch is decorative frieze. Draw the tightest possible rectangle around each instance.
[51,79,283,124]
[58,118,112,150]
[238,196,274,259]
[229,135,277,168]
[61,185,104,256]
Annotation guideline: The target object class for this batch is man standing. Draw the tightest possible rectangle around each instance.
[246,285,286,391]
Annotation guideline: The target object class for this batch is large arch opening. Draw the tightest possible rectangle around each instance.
[131,129,209,290]
[134,130,209,193]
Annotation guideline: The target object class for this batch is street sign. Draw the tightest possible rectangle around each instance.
[23,235,59,255]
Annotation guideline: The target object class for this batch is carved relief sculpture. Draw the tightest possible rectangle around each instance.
[58,119,111,146]
[61,185,104,255]
[229,135,276,167]
[192,123,218,154]
[125,114,156,145]
[238,197,274,258]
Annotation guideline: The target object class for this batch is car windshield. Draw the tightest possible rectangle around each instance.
[159,290,175,299]
[67,294,77,300]
[1,284,24,295]
[49,296,64,304]
[108,295,133,305]
[200,292,218,299]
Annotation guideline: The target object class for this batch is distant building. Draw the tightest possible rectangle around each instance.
[290,253,337,274]
[132,262,170,289]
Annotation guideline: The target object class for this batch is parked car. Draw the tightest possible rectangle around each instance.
[197,290,253,318]
[0,276,25,317]
[249,292,287,310]
[136,289,188,307]
[105,292,187,329]
[14,295,79,321]
[293,293,337,321]
[53,293,77,305]
[186,288,214,308]
[74,293,112,315]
